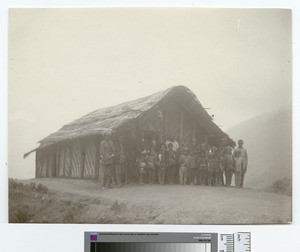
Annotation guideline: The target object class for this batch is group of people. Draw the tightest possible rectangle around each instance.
[99,132,248,190]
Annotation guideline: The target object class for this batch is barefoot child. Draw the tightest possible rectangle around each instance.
[137,151,148,184]
[178,148,189,185]
[148,148,158,184]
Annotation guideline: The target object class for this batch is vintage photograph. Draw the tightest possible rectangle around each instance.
[8,8,292,224]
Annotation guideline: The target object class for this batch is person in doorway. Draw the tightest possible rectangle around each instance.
[100,131,115,189]
[233,139,248,188]
[166,143,177,184]
[115,135,126,187]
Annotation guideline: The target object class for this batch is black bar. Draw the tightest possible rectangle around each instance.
[90,242,95,252]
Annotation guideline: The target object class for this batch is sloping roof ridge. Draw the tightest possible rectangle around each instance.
[61,85,179,127]
[37,85,182,144]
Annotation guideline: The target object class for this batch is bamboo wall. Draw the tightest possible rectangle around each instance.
[36,136,101,181]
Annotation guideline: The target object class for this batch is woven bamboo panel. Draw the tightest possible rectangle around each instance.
[57,144,71,177]
[56,145,64,177]
[83,139,96,179]
[46,153,52,177]
[58,146,66,177]
[36,151,43,177]
[70,142,81,178]
[64,145,71,177]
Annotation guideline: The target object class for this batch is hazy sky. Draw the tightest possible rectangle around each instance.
[8,8,291,178]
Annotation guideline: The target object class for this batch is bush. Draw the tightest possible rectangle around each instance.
[36,183,48,194]
[9,179,18,190]
[11,206,33,223]
[16,182,24,190]
[29,182,36,191]
[270,177,292,196]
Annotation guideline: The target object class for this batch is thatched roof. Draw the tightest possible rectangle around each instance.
[25,86,233,157]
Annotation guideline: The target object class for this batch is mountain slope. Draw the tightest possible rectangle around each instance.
[226,106,292,189]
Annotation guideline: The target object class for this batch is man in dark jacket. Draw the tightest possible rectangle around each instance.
[100,131,115,189]
[115,135,126,187]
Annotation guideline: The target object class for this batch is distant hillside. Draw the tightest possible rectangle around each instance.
[226,106,292,189]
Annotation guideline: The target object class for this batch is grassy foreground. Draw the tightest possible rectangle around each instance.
[9,178,292,224]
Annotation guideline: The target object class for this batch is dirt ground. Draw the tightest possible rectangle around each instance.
[9,178,292,224]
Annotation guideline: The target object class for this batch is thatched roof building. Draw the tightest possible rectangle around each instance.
[25,85,234,180]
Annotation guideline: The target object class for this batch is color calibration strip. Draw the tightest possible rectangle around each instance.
[90,243,211,252]
[85,232,251,252]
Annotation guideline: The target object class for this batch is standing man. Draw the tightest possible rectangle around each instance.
[224,146,234,186]
[176,138,186,184]
[166,143,177,184]
[100,131,115,189]
[115,135,126,187]
[233,139,248,188]
[218,137,229,186]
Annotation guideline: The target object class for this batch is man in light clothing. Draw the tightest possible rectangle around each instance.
[233,139,248,188]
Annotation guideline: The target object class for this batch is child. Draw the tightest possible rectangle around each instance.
[178,148,189,185]
[188,148,198,185]
[207,147,218,186]
[234,149,243,187]
[198,150,208,186]
[157,144,167,185]
[166,143,177,184]
[223,146,234,186]
[137,150,148,184]
[148,148,158,184]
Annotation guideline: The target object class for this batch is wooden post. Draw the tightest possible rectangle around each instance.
[62,143,66,178]
[52,146,56,177]
[180,111,184,140]
[80,140,85,179]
